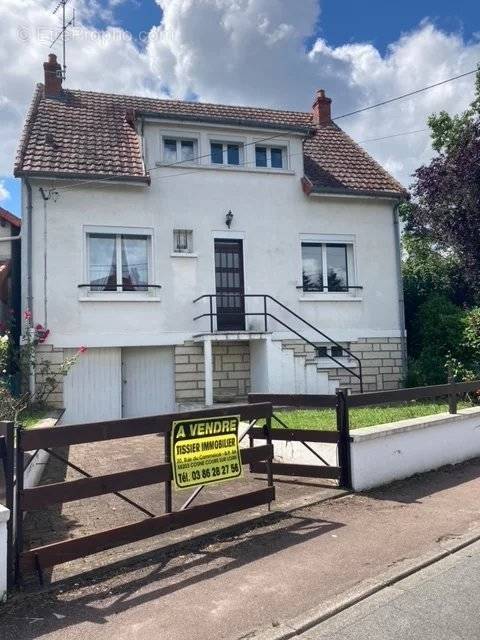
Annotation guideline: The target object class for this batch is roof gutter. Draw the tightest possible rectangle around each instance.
[14,170,150,186]
[308,185,407,200]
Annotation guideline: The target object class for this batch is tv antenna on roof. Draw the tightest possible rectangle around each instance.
[50,0,75,81]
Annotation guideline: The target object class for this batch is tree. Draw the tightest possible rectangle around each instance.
[402,234,472,360]
[403,69,480,296]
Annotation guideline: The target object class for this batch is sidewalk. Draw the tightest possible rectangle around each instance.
[2,457,480,640]
[299,538,480,639]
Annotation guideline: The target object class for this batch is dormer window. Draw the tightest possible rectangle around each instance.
[210,142,243,166]
[255,145,285,169]
[163,137,197,164]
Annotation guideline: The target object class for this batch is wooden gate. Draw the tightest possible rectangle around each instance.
[248,390,352,488]
[14,403,274,584]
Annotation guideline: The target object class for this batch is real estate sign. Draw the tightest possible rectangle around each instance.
[171,415,243,489]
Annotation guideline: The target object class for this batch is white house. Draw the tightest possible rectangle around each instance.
[14,54,407,424]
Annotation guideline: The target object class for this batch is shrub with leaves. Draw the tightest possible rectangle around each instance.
[0,312,84,423]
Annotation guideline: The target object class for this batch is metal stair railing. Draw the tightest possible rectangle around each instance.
[193,294,363,392]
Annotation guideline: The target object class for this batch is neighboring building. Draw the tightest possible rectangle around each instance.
[0,207,21,338]
[14,54,407,424]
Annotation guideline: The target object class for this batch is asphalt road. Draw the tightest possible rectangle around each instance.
[301,539,480,639]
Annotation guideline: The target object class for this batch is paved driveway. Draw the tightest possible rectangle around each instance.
[23,431,341,582]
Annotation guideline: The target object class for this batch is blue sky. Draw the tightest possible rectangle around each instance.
[103,0,480,53]
[2,0,479,217]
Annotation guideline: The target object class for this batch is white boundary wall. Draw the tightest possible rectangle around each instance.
[351,407,480,491]
[258,407,480,492]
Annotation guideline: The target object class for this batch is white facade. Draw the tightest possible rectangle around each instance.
[22,119,404,422]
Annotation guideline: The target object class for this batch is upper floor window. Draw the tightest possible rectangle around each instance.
[163,137,197,164]
[302,242,351,292]
[87,233,150,292]
[255,146,285,169]
[210,141,243,166]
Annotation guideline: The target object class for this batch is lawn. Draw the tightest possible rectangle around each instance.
[19,408,51,428]
[269,400,473,431]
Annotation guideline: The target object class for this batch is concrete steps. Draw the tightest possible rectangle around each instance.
[275,343,333,394]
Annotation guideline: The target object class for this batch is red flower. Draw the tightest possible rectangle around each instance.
[24,310,32,320]
[78,346,87,354]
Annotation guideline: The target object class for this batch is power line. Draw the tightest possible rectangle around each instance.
[333,66,479,121]
[358,128,429,143]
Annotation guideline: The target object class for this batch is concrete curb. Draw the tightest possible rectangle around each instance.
[248,525,480,640]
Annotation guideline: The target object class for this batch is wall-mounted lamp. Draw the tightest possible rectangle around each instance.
[225,210,234,228]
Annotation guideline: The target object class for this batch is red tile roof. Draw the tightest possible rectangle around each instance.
[15,85,405,197]
[0,207,21,229]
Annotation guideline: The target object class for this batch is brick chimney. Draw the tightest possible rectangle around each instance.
[43,53,63,99]
[312,89,332,126]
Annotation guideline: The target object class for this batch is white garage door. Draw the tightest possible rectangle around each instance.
[121,347,175,418]
[62,348,122,425]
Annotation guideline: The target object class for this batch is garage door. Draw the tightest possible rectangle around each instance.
[121,347,175,418]
[63,348,122,425]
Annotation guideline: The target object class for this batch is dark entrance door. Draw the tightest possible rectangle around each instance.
[214,239,245,331]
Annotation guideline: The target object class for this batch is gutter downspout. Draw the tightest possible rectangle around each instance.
[25,178,35,399]
[25,179,33,316]
[393,201,407,379]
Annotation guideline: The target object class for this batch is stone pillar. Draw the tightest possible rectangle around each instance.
[204,338,213,406]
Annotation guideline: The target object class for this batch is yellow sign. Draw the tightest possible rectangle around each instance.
[171,415,243,489]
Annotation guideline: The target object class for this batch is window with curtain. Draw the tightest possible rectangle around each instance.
[162,137,197,163]
[88,233,150,291]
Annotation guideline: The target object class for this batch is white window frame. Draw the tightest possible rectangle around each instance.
[172,229,194,255]
[255,144,287,169]
[81,226,158,301]
[299,234,360,300]
[209,140,245,166]
[161,136,198,164]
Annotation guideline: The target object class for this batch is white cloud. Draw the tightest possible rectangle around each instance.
[1,0,480,187]
[0,181,10,203]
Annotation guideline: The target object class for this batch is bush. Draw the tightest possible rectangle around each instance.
[406,293,467,386]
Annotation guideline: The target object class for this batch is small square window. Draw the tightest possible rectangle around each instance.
[255,146,267,167]
[316,346,328,357]
[173,229,193,254]
[210,143,223,164]
[331,346,344,358]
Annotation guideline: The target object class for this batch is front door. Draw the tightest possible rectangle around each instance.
[214,239,245,331]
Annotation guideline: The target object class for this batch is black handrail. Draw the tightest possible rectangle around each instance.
[193,294,363,391]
